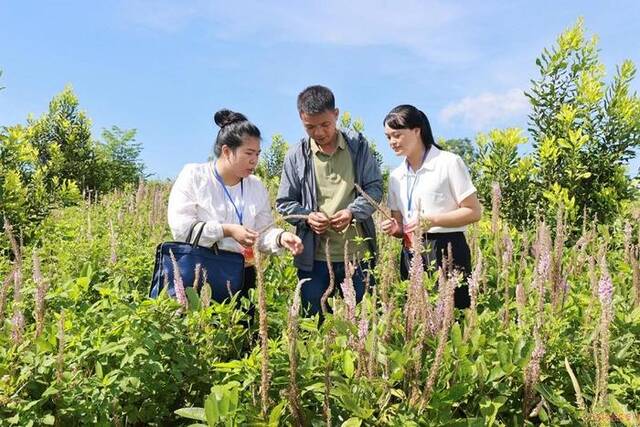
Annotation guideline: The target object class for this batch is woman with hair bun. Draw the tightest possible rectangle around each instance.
[380,105,482,309]
[168,109,303,303]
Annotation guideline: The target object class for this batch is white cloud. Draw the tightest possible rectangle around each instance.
[120,0,475,63]
[122,0,205,32]
[438,88,530,130]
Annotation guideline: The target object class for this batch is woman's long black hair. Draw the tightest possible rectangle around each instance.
[383,105,441,150]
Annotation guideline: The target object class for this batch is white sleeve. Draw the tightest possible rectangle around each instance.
[387,175,400,211]
[448,156,477,204]
[254,182,284,254]
[167,164,224,246]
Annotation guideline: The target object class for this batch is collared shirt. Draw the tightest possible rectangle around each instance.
[311,133,363,261]
[276,130,383,272]
[387,146,477,233]
[168,162,283,255]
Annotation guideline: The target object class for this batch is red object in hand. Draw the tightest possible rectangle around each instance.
[243,246,254,264]
[402,232,413,249]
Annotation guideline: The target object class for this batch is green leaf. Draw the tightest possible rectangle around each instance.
[35,334,55,353]
[95,361,103,379]
[343,349,355,379]
[218,390,230,417]
[213,360,244,370]
[41,415,55,425]
[341,417,362,427]
[268,400,286,427]
[186,287,201,311]
[447,418,485,427]
[451,323,462,352]
[98,342,127,355]
[457,359,474,380]
[102,371,119,386]
[228,383,239,411]
[42,385,59,398]
[76,276,91,292]
[304,382,325,393]
[497,341,510,368]
[536,384,573,411]
[615,339,634,361]
[175,407,207,422]
[205,393,220,424]
[444,383,469,402]
[487,366,505,382]
[476,356,487,383]
[517,340,534,368]
[479,396,506,426]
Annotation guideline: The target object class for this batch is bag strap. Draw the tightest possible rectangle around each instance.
[185,221,205,245]
[187,221,220,252]
[192,222,207,246]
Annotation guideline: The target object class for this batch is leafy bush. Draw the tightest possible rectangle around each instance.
[472,19,640,231]
[0,85,146,244]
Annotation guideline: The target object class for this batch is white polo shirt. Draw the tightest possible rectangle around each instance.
[387,146,477,233]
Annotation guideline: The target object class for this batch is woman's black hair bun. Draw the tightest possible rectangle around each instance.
[214,109,247,128]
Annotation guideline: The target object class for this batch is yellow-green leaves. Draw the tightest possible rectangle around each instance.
[343,348,355,379]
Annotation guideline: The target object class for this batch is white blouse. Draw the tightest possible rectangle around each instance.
[168,162,283,255]
[387,146,477,233]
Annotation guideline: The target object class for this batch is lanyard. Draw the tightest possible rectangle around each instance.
[213,166,244,225]
[406,149,428,213]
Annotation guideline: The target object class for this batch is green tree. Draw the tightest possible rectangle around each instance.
[255,134,290,197]
[340,111,389,191]
[340,112,384,169]
[0,124,80,237]
[477,19,640,231]
[94,126,145,192]
[474,129,536,228]
[27,85,96,191]
[262,134,288,179]
[526,18,640,225]
[26,86,146,196]
[1,84,143,240]
[438,137,478,168]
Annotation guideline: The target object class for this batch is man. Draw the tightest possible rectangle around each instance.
[276,85,383,316]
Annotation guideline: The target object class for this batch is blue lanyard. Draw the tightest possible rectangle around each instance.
[213,166,244,225]
[406,149,428,213]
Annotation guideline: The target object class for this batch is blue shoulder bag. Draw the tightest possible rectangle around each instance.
[149,222,245,302]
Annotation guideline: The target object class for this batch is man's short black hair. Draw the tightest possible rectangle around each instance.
[297,85,335,114]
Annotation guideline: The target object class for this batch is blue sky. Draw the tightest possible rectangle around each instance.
[1,1,639,179]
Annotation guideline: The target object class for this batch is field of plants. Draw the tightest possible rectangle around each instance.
[1,19,640,427]
[0,178,639,426]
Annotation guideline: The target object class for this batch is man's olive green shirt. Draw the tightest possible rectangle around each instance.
[311,133,364,261]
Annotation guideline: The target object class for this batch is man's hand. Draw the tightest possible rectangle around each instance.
[330,209,353,233]
[307,212,331,234]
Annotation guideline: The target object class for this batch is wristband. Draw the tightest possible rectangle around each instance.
[276,230,286,248]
